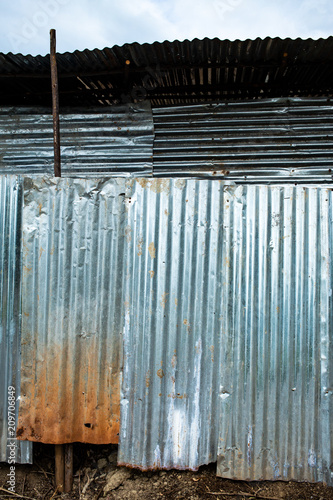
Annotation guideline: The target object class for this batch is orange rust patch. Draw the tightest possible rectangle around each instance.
[17,334,121,445]
[157,369,164,379]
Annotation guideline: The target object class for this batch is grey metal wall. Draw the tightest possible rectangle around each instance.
[18,177,125,444]
[118,179,333,486]
[153,98,333,182]
[0,102,153,176]
[217,185,333,484]
[0,175,32,463]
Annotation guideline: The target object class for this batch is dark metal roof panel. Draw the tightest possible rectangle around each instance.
[0,37,333,106]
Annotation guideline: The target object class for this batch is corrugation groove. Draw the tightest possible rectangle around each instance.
[18,177,126,444]
[152,98,333,182]
[0,102,154,176]
[0,175,32,463]
[218,185,332,484]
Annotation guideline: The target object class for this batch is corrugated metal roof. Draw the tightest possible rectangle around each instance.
[18,177,125,444]
[0,102,153,176]
[0,175,32,463]
[0,37,333,106]
[153,97,333,182]
[118,179,333,486]
[217,185,333,485]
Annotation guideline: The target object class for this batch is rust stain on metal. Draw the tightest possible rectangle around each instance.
[160,292,169,309]
[148,242,156,259]
[17,335,121,444]
[148,270,154,278]
[157,369,164,379]
[137,236,144,256]
[145,371,150,388]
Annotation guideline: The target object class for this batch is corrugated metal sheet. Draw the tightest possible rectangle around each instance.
[1,37,333,106]
[0,102,153,176]
[153,98,333,182]
[0,175,32,463]
[118,179,333,486]
[17,177,125,444]
[118,178,224,470]
[217,185,333,485]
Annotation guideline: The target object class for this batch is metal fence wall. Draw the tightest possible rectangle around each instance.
[0,175,32,463]
[217,185,333,484]
[153,98,333,182]
[0,102,153,176]
[119,180,333,486]
[18,177,126,444]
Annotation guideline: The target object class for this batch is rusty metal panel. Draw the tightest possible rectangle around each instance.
[217,185,333,485]
[0,102,153,176]
[0,175,32,463]
[153,98,333,182]
[18,177,126,444]
[119,178,223,470]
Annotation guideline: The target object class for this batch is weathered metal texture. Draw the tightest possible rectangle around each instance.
[153,98,333,182]
[119,178,223,470]
[119,179,333,485]
[217,185,333,485]
[18,177,126,444]
[1,37,333,106]
[0,175,32,463]
[0,102,153,176]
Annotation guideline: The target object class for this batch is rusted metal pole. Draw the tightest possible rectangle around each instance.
[50,29,61,177]
[55,444,65,493]
[64,443,74,492]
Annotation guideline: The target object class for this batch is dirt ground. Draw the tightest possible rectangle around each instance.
[0,444,332,500]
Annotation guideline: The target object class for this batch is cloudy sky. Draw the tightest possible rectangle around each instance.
[0,0,332,55]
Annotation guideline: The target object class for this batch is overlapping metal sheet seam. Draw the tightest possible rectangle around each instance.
[217,185,333,484]
[18,176,126,444]
[118,179,332,485]
[152,98,333,182]
[0,175,32,463]
[0,102,154,176]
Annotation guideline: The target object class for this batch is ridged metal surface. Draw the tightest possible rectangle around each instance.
[0,175,32,463]
[217,185,333,485]
[18,177,125,444]
[153,98,333,182]
[1,37,333,106]
[119,178,224,470]
[0,102,153,176]
[119,179,333,486]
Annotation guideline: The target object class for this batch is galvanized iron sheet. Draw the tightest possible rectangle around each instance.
[153,98,333,182]
[0,175,32,463]
[217,185,333,485]
[0,102,153,176]
[119,178,224,470]
[18,177,125,444]
[119,179,332,485]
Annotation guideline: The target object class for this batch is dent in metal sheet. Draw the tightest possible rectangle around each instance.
[18,177,125,444]
[0,102,153,176]
[0,175,32,463]
[217,185,333,485]
[153,98,333,183]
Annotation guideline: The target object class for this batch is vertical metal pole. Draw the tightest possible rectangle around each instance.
[64,443,74,492]
[50,29,61,177]
[55,444,65,493]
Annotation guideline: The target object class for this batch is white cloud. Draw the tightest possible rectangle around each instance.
[0,0,332,56]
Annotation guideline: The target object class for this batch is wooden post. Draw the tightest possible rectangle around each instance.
[50,29,61,177]
[64,443,74,492]
[55,444,65,493]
